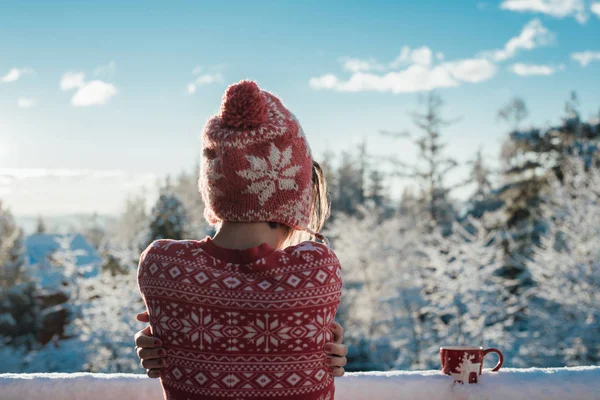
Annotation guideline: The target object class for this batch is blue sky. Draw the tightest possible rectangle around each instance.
[1,0,599,216]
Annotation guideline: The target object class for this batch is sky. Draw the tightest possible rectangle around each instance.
[1,0,600,216]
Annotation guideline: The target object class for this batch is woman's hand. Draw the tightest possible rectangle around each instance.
[324,321,348,377]
[135,311,348,378]
[134,312,164,378]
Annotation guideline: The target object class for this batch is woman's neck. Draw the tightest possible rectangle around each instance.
[211,222,282,250]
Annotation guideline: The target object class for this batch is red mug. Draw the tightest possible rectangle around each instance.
[440,346,504,384]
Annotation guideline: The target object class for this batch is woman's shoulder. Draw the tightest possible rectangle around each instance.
[139,239,204,264]
[282,240,341,267]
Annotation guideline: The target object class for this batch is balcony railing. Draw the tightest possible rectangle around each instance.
[1,366,599,400]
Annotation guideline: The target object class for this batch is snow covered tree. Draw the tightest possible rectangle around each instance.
[80,212,105,250]
[522,158,600,366]
[116,194,148,252]
[497,94,600,285]
[68,268,145,372]
[0,202,25,288]
[327,208,432,370]
[421,217,523,367]
[466,148,493,202]
[144,190,189,249]
[169,167,210,237]
[1,239,145,373]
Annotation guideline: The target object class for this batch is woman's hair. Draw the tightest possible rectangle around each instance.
[275,160,331,247]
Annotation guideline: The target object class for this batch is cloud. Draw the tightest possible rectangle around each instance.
[593,2,600,17]
[339,46,434,74]
[484,19,553,61]
[390,46,433,68]
[60,72,86,90]
[310,58,496,93]
[186,83,197,94]
[309,20,565,95]
[17,97,37,108]
[571,50,600,67]
[60,71,117,106]
[500,0,588,23]
[337,46,437,76]
[186,67,225,95]
[93,60,116,77]
[509,63,557,76]
[309,74,340,90]
[341,57,384,72]
[1,67,34,83]
[195,73,224,85]
[443,58,498,82]
[71,80,118,106]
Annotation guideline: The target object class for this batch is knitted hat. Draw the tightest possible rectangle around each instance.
[199,80,314,232]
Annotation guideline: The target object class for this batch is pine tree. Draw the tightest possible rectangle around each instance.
[497,93,600,283]
[144,190,189,249]
[0,201,25,288]
[384,92,459,230]
[35,216,47,234]
[366,169,386,209]
[523,158,600,366]
[497,97,528,131]
[466,148,493,202]
[333,150,364,215]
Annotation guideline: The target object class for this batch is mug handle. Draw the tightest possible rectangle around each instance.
[483,348,504,372]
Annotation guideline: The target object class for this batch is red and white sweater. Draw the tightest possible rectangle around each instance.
[137,237,343,400]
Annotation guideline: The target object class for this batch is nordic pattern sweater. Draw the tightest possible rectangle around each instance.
[137,237,343,400]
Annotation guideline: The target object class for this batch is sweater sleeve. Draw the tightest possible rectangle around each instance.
[136,243,153,292]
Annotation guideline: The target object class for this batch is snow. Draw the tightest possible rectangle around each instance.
[25,233,102,289]
[26,233,102,269]
[0,367,598,400]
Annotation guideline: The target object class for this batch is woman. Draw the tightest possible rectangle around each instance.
[136,80,348,399]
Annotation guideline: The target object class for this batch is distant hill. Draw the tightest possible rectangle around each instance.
[15,214,117,235]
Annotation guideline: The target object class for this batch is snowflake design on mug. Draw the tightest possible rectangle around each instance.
[236,143,301,205]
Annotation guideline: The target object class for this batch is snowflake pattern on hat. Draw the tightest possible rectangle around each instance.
[237,143,302,205]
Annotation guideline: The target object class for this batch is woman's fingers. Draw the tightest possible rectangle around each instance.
[326,356,347,368]
[134,325,162,348]
[136,311,150,323]
[147,369,161,379]
[137,347,166,360]
[328,366,345,377]
[324,342,348,358]
[141,357,167,370]
[330,321,344,344]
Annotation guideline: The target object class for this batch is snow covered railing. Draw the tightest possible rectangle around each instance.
[1,367,599,400]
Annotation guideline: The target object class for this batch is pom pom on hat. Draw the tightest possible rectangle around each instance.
[220,80,269,129]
